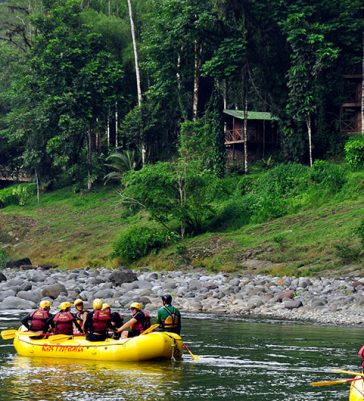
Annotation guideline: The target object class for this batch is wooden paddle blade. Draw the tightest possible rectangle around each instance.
[183,343,200,361]
[141,324,160,335]
[310,379,350,387]
[311,376,364,387]
[333,369,364,377]
[1,329,17,340]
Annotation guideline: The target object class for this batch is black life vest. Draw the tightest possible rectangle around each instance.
[131,310,151,334]
[92,310,111,334]
[162,306,180,329]
[30,309,50,332]
[53,311,74,335]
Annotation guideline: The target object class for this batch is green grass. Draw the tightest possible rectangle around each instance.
[0,186,125,268]
[1,168,364,275]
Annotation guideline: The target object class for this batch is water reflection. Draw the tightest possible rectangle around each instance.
[2,355,183,401]
[1,314,363,401]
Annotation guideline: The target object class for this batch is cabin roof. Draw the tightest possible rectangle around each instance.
[223,109,278,121]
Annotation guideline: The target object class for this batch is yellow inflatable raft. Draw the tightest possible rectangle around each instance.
[350,378,364,401]
[13,332,183,362]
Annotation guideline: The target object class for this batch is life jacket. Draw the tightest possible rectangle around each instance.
[161,306,180,330]
[30,309,51,332]
[131,310,151,334]
[53,311,74,335]
[92,310,111,333]
[75,310,87,328]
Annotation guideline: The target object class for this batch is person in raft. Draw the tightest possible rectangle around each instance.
[73,298,88,331]
[116,302,151,339]
[50,302,83,335]
[157,294,181,334]
[21,299,53,338]
[101,303,124,338]
[84,298,113,341]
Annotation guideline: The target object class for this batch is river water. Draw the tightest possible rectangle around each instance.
[0,312,363,401]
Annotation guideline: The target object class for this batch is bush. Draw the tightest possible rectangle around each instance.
[112,225,177,263]
[0,249,8,269]
[334,243,361,263]
[256,163,309,197]
[0,183,36,208]
[356,219,364,248]
[309,160,347,192]
[345,136,364,169]
[208,197,253,231]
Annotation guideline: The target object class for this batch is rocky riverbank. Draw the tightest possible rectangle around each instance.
[1,266,364,326]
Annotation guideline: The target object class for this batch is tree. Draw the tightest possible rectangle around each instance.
[282,9,339,166]
[3,0,125,188]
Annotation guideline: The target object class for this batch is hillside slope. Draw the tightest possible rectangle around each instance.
[0,179,363,275]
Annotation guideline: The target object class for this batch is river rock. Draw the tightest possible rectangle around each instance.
[0,272,6,282]
[109,268,138,285]
[0,296,36,310]
[284,299,303,309]
[41,283,67,299]
[0,289,16,301]
[16,291,40,304]
[5,258,32,269]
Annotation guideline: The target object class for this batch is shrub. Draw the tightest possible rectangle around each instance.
[208,197,253,231]
[256,163,309,197]
[0,250,8,269]
[334,243,361,263]
[309,160,347,192]
[112,225,177,263]
[356,219,364,248]
[0,183,36,208]
[345,136,364,169]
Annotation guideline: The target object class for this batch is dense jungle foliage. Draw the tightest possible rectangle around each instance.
[0,0,363,270]
[0,0,363,186]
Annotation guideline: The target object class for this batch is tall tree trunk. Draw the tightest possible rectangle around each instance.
[306,115,313,167]
[192,41,201,121]
[362,31,364,134]
[222,79,227,135]
[115,101,119,148]
[243,98,248,174]
[35,167,40,204]
[127,0,146,164]
[87,129,93,191]
[176,51,187,120]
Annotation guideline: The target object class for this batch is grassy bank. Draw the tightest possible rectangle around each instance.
[0,168,363,276]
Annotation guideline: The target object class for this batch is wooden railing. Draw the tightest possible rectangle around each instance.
[224,129,246,144]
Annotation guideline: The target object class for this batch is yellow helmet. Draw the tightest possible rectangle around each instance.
[74,299,84,307]
[59,301,71,311]
[102,303,110,311]
[130,302,142,310]
[39,300,52,309]
[93,298,103,310]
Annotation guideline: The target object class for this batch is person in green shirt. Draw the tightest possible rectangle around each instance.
[157,294,181,335]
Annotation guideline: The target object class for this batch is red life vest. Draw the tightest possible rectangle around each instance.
[92,310,111,333]
[131,310,151,334]
[53,311,74,335]
[30,309,51,332]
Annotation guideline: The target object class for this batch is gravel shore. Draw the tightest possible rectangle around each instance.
[1,266,364,326]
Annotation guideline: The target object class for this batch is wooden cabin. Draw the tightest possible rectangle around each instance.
[223,109,279,163]
[340,73,362,133]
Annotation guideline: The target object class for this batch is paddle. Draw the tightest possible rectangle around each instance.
[48,334,74,344]
[141,324,160,335]
[332,369,364,377]
[1,330,43,340]
[183,343,200,361]
[310,376,364,387]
